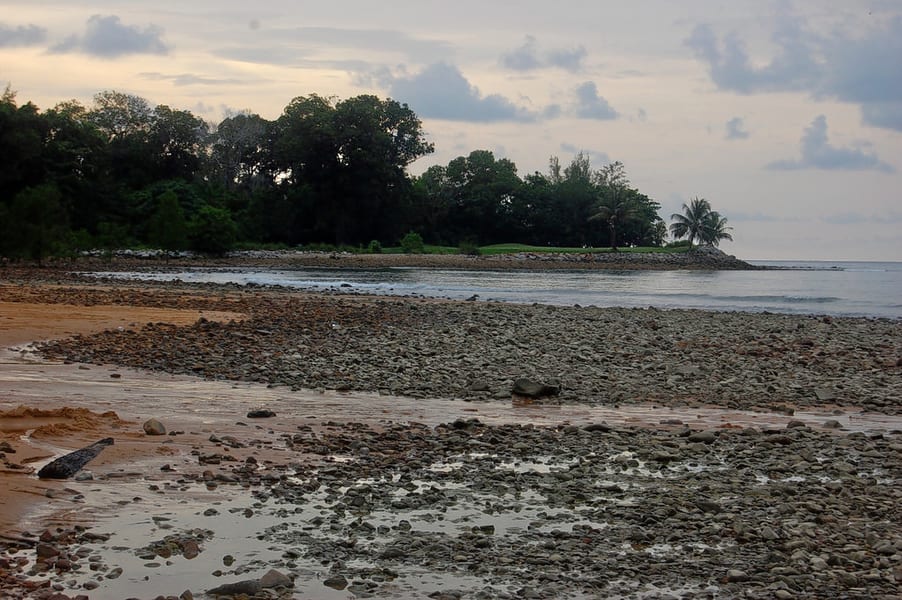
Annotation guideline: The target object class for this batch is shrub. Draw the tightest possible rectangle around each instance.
[367,240,383,253]
[189,205,237,256]
[458,240,481,256]
[400,231,424,254]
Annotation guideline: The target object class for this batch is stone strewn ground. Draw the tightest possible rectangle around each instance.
[36,289,901,414]
[0,271,900,599]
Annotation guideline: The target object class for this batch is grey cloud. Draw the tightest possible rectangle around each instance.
[819,16,902,130]
[560,143,611,166]
[573,82,618,120]
[389,62,538,123]
[766,115,894,173]
[501,35,587,72]
[501,35,541,71]
[139,72,246,86]
[725,117,750,140]
[547,46,587,72]
[860,102,902,131]
[0,23,46,47]
[52,15,167,58]
[686,19,820,93]
[687,11,902,131]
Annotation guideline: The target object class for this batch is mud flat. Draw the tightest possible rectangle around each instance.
[0,268,899,599]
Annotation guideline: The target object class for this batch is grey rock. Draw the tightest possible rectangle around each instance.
[323,575,349,590]
[207,579,261,596]
[260,569,293,588]
[511,378,561,398]
[143,418,166,435]
[688,430,717,444]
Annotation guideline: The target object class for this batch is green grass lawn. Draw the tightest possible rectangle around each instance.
[375,243,689,255]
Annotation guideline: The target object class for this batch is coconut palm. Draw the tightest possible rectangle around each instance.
[669,197,713,248]
[701,211,733,246]
[590,190,638,251]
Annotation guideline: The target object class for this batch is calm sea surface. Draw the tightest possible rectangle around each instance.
[93,260,902,319]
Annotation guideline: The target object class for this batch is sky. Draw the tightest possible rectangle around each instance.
[1,0,901,261]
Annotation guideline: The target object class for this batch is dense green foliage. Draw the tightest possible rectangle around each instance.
[0,86,727,259]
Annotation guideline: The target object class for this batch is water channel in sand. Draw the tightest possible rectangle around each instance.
[4,348,900,437]
[3,349,902,598]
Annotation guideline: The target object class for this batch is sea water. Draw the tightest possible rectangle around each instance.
[87,260,902,319]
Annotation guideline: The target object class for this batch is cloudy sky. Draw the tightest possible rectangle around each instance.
[2,0,900,260]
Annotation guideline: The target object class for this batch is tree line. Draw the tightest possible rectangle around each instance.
[0,86,729,260]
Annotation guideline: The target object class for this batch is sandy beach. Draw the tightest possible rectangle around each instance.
[0,264,900,599]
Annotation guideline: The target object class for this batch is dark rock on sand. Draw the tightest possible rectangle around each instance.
[207,579,260,597]
[512,378,561,398]
[246,409,276,418]
[37,438,114,479]
[143,418,166,435]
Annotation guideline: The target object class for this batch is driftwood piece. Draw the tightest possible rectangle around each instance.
[37,438,114,479]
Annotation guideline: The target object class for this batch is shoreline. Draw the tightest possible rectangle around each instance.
[0,269,900,599]
[65,246,762,272]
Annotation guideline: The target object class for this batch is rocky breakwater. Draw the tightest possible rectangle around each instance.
[67,245,760,271]
[495,245,758,270]
[38,291,901,414]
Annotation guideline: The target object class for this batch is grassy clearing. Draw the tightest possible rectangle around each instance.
[295,242,689,255]
[478,243,688,255]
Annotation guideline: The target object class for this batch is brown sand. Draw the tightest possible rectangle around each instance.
[0,299,245,534]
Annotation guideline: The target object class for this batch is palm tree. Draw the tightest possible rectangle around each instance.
[701,211,733,246]
[669,197,712,248]
[590,190,638,251]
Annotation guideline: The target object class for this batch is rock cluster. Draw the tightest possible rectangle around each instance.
[5,417,899,598]
[38,291,901,414]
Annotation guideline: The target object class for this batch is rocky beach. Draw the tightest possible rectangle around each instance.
[0,259,900,599]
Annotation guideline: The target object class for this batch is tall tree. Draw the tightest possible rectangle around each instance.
[272,94,432,244]
[209,112,271,191]
[701,211,733,246]
[591,161,636,250]
[149,104,208,181]
[670,197,713,247]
